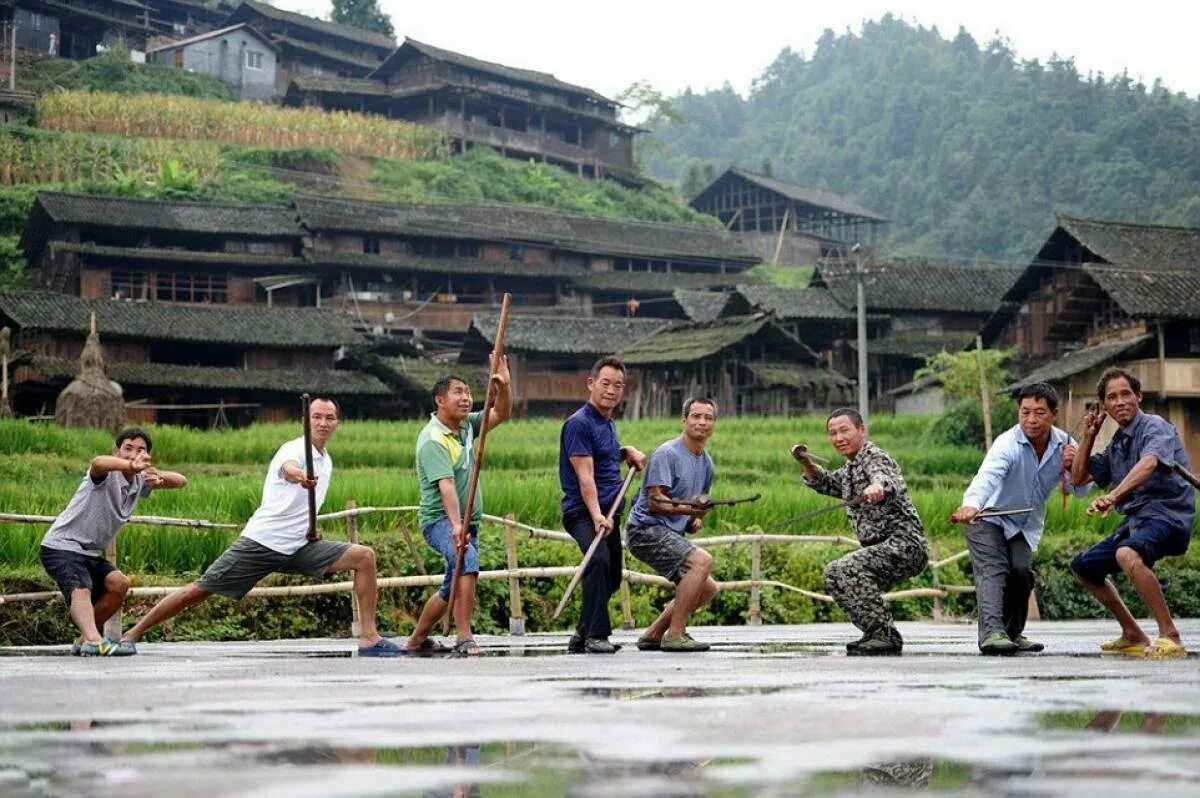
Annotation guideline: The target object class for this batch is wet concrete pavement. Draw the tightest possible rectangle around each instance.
[2,620,1199,797]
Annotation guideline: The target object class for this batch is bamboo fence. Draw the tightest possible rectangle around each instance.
[0,503,976,636]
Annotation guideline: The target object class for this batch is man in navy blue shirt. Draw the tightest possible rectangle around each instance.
[1070,367,1195,658]
[559,356,646,654]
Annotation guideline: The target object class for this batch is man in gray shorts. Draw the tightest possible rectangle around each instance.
[626,398,720,653]
[120,396,402,657]
[41,427,187,656]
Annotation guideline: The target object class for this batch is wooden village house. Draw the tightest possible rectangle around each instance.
[812,259,1021,407]
[690,168,889,264]
[285,38,642,184]
[983,214,1200,464]
[0,290,387,425]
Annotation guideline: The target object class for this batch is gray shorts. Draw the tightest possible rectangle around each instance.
[197,537,351,600]
[627,524,697,583]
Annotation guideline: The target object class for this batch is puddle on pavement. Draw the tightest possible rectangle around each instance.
[1038,709,1200,736]
[578,685,789,700]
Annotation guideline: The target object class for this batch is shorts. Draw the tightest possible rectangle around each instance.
[40,546,117,604]
[197,537,351,600]
[626,524,697,583]
[422,518,480,601]
[1071,517,1191,585]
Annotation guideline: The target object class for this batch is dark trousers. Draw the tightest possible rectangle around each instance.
[963,521,1034,646]
[564,511,623,638]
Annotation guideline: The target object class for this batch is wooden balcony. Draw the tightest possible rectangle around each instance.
[435,117,606,169]
[1124,358,1200,398]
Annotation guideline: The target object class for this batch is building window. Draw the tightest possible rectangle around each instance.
[363,236,381,255]
[1190,326,1200,354]
[246,241,275,254]
[509,244,525,262]
[156,271,229,304]
[112,271,150,301]
[245,50,264,70]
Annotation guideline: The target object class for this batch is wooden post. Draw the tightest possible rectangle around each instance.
[504,513,525,636]
[102,539,121,641]
[748,538,762,626]
[345,499,361,638]
[975,336,993,449]
[618,544,635,630]
[770,206,790,265]
[1157,321,1167,400]
[930,544,944,622]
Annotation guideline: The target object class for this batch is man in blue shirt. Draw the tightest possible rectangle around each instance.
[559,356,646,654]
[951,383,1087,655]
[626,398,719,653]
[1070,367,1195,658]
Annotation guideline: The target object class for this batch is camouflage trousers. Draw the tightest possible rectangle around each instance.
[824,533,928,639]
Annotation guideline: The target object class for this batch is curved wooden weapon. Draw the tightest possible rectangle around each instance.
[443,294,511,629]
[766,495,864,532]
[552,467,639,620]
[649,492,762,509]
[301,393,319,543]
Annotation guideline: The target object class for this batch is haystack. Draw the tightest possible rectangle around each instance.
[54,313,124,433]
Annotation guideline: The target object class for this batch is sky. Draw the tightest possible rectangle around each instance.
[275,0,1200,101]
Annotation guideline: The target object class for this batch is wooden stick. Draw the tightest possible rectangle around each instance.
[444,293,512,630]
[650,492,762,509]
[1172,462,1200,491]
[552,467,638,619]
[301,393,318,543]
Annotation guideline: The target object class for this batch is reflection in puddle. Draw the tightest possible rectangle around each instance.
[578,685,789,700]
[806,760,971,793]
[1039,709,1200,736]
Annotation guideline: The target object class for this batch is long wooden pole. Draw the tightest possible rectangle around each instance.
[975,336,993,449]
[301,393,318,542]
[552,467,638,620]
[444,294,511,628]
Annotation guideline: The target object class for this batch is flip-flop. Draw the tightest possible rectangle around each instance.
[1099,636,1148,656]
[358,637,405,658]
[1145,637,1187,659]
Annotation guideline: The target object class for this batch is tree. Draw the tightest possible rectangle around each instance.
[330,0,394,38]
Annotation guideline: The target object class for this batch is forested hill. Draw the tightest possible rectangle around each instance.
[644,15,1200,261]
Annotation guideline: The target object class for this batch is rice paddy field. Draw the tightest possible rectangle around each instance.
[1,416,1194,643]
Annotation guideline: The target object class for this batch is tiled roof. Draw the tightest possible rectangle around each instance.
[295,195,756,264]
[744,362,853,391]
[736,283,860,321]
[33,192,300,237]
[1006,335,1155,390]
[1084,264,1200,320]
[693,168,888,222]
[372,39,613,105]
[377,356,490,395]
[816,259,1021,315]
[28,356,390,395]
[55,242,301,269]
[0,291,363,348]
[619,314,819,366]
[671,290,729,322]
[272,35,381,70]
[1058,215,1200,273]
[467,315,665,356]
[225,0,395,51]
[145,23,278,54]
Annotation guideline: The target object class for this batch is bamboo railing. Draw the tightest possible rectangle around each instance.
[0,503,976,633]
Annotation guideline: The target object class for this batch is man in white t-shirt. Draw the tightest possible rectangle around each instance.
[120,396,402,656]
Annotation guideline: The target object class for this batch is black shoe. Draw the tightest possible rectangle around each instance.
[845,635,871,652]
[583,637,618,654]
[847,636,902,656]
[567,632,584,654]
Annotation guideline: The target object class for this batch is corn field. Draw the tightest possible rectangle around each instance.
[38,90,447,161]
[0,128,221,186]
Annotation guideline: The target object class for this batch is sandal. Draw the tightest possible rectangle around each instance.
[1145,637,1187,659]
[358,637,405,658]
[1099,636,1148,656]
[451,638,482,658]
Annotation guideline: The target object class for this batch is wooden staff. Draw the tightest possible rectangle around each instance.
[1172,462,1200,491]
[444,294,512,628]
[651,492,761,509]
[948,506,1034,523]
[301,393,318,543]
[552,467,639,620]
[1061,401,1093,509]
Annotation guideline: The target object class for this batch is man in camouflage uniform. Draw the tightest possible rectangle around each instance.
[793,407,928,655]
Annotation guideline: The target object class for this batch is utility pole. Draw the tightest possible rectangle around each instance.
[853,243,869,422]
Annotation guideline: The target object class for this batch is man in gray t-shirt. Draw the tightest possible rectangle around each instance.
[40,428,187,657]
[626,398,719,653]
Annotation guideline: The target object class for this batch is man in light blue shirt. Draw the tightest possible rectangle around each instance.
[951,383,1088,655]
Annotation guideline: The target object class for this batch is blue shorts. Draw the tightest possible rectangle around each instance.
[1071,517,1191,584]
[422,518,480,600]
